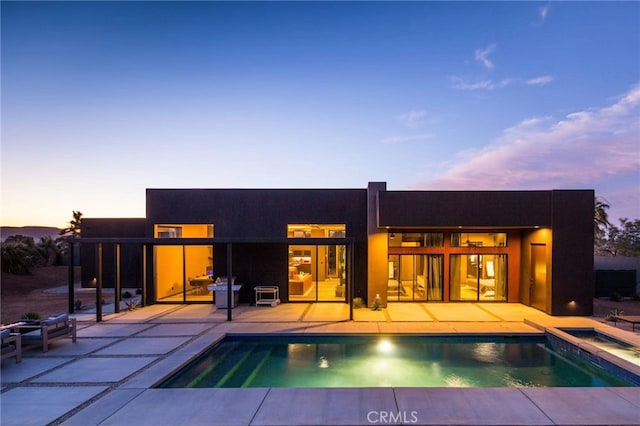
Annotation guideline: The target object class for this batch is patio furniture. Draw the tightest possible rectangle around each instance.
[613,315,640,332]
[19,313,77,352]
[1,328,22,363]
[189,275,213,294]
[254,286,280,307]
[208,277,242,308]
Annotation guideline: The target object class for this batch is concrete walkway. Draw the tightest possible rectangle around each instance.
[1,303,639,425]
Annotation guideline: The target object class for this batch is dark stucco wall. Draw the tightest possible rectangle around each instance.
[378,191,552,228]
[147,188,369,301]
[550,190,595,315]
[81,218,146,288]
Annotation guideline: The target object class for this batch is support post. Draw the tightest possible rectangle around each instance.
[227,243,232,321]
[68,240,75,313]
[349,242,354,321]
[115,243,121,314]
[96,243,103,322]
[141,244,147,307]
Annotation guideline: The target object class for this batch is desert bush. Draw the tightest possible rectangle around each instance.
[1,237,40,274]
[22,312,40,320]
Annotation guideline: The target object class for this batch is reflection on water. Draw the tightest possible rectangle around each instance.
[159,336,633,388]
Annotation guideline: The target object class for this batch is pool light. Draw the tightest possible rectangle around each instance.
[377,339,394,354]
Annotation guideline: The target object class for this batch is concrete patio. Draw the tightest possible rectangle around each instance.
[2,302,639,425]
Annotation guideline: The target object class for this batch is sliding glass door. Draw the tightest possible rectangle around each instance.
[387,254,443,301]
[450,254,507,301]
[288,244,346,302]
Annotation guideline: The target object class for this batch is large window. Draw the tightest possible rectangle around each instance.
[154,224,214,303]
[451,232,506,247]
[287,224,346,238]
[450,254,507,301]
[288,244,346,302]
[387,254,443,301]
[154,224,214,238]
[388,232,444,247]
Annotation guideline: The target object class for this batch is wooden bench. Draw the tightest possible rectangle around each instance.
[613,315,640,332]
[20,313,77,352]
[1,328,22,363]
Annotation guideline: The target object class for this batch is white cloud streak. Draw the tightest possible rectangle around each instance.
[419,83,640,190]
[527,75,555,86]
[451,76,513,91]
[397,110,427,127]
[539,4,550,21]
[451,75,555,91]
[475,44,497,69]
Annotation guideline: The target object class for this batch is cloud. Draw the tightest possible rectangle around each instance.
[527,75,555,86]
[418,83,640,190]
[451,75,554,91]
[381,134,436,144]
[475,44,497,69]
[539,4,550,21]
[397,110,427,127]
[451,76,512,91]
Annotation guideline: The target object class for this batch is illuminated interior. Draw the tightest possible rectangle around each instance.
[387,231,511,302]
[287,224,347,302]
[154,224,214,302]
[287,224,346,238]
[288,245,347,301]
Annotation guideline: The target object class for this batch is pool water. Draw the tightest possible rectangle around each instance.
[560,329,640,368]
[158,335,634,388]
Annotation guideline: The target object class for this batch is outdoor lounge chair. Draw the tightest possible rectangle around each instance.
[1,328,22,363]
[20,313,77,353]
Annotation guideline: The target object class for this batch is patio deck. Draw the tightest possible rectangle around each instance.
[2,302,639,425]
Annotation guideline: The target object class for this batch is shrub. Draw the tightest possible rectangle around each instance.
[604,309,624,322]
[22,312,40,320]
[122,291,133,299]
[352,297,366,309]
[1,240,39,274]
[611,292,622,302]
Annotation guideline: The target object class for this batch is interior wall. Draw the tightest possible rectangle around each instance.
[519,228,552,311]
[155,245,184,299]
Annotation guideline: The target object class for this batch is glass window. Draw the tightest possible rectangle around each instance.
[388,232,444,247]
[450,233,507,247]
[288,244,346,302]
[387,254,443,301]
[450,254,507,301]
[154,224,214,238]
[287,224,346,238]
[154,244,214,303]
[154,224,214,303]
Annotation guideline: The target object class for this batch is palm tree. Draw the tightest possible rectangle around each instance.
[594,197,611,242]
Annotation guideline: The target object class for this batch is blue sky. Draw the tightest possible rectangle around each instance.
[2,1,639,227]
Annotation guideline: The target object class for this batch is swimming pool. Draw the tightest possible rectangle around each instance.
[559,329,640,367]
[158,335,634,388]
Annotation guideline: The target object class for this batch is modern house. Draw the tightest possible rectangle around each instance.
[79,182,594,316]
